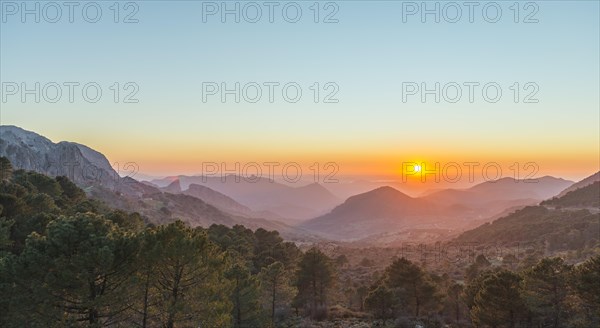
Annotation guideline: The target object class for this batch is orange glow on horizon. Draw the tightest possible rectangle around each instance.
[115,152,599,186]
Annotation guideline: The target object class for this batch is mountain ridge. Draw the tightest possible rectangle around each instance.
[150,174,340,220]
[453,181,600,248]
[0,125,316,240]
[300,176,575,242]
[557,171,600,197]
[300,186,441,240]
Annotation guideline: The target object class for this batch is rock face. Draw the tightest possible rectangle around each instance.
[0,125,317,241]
[0,125,152,196]
[1,125,115,186]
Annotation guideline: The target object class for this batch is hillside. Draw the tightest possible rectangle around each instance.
[300,186,441,240]
[557,171,600,197]
[182,183,253,215]
[541,181,600,208]
[151,175,340,220]
[423,176,573,209]
[0,127,316,240]
[300,176,575,242]
[454,182,600,252]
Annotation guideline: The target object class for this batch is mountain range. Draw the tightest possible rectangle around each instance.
[2,125,596,246]
[0,125,316,240]
[453,181,600,250]
[149,175,340,221]
[300,186,439,239]
[299,176,574,241]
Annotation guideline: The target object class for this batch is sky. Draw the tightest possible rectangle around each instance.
[1,0,599,185]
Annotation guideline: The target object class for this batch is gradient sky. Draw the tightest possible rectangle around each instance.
[1,0,599,183]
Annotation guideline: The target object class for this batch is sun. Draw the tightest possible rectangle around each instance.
[400,162,425,180]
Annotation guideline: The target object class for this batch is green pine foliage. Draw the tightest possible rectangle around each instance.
[0,160,303,327]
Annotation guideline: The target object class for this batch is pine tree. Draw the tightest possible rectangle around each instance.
[228,260,266,328]
[445,282,465,325]
[471,270,525,328]
[465,254,491,281]
[7,213,139,326]
[259,261,297,326]
[294,247,335,320]
[522,257,572,328]
[463,269,495,312]
[572,255,600,326]
[385,257,438,318]
[364,284,396,319]
[147,221,232,328]
[0,157,13,181]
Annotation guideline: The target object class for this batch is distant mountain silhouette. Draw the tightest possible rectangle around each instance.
[161,179,182,193]
[424,176,573,207]
[542,181,600,208]
[421,176,573,219]
[150,176,340,220]
[321,179,412,200]
[300,186,440,240]
[3,125,589,246]
[454,182,599,248]
[184,183,251,212]
[0,125,316,240]
[300,176,574,242]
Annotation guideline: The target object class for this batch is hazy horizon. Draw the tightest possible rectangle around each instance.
[1,122,596,200]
